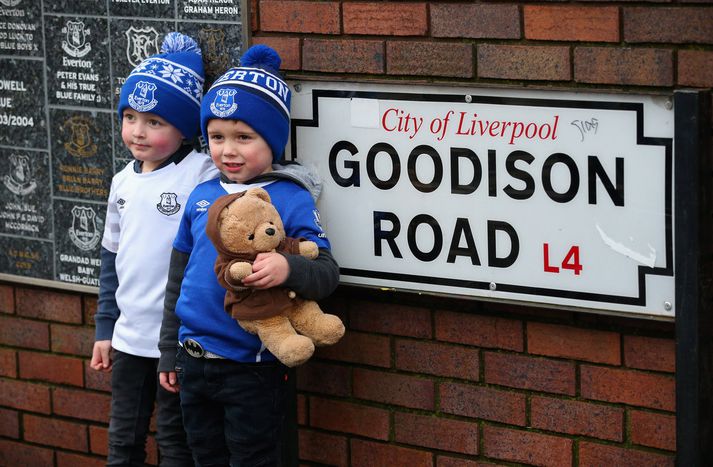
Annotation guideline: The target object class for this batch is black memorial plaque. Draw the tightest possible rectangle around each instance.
[0,0,42,57]
[45,15,111,108]
[0,236,54,280]
[50,109,112,202]
[0,147,51,239]
[53,198,105,287]
[0,58,47,148]
[0,0,247,289]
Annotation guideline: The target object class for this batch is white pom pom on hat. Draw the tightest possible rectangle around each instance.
[161,31,202,55]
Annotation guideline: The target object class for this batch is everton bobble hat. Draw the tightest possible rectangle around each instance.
[201,44,291,161]
[118,32,205,139]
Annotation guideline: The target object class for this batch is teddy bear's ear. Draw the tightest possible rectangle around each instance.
[247,187,272,203]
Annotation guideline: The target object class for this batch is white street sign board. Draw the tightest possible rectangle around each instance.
[287,82,675,319]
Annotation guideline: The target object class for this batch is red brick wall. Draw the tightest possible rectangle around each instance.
[297,290,676,466]
[0,284,157,466]
[253,1,713,89]
[0,282,678,466]
[2,1,709,465]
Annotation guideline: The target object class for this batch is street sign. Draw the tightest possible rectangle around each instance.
[288,82,674,318]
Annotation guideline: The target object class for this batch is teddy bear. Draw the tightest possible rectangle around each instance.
[205,187,345,367]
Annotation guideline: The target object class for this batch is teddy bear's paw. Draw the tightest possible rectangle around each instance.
[229,262,253,281]
[275,335,315,367]
[299,241,319,260]
[310,314,346,347]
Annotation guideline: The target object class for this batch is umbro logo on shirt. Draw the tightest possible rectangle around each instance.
[117,198,126,209]
[196,199,210,212]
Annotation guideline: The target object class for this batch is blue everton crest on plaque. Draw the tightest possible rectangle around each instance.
[4,154,37,196]
[210,88,238,118]
[157,192,180,216]
[128,81,158,112]
[69,206,101,251]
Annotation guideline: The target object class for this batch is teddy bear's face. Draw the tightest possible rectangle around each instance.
[217,191,286,254]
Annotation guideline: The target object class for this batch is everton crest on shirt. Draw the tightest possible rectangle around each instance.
[157,192,180,216]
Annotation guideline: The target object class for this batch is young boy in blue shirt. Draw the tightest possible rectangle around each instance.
[157,45,339,466]
[90,32,217,466]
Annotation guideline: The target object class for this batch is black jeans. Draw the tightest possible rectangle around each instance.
[175,347,288,467]
[108,350,193,467]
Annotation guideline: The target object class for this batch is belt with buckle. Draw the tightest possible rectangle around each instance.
[181,338,225,359]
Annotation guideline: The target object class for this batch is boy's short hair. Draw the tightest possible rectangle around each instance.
[118,32,205,140]
[200,45,291,161]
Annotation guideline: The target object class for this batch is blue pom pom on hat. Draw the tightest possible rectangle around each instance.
[118,32,205,139]
[200,44,291,161]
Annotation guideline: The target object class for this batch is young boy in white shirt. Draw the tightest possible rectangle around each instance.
[90,32,217,466]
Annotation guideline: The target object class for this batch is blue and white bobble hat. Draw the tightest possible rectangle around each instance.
[201,44,291,161]
[118,32,205,139]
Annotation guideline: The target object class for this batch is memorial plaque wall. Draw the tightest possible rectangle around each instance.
[0,0,247,290]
